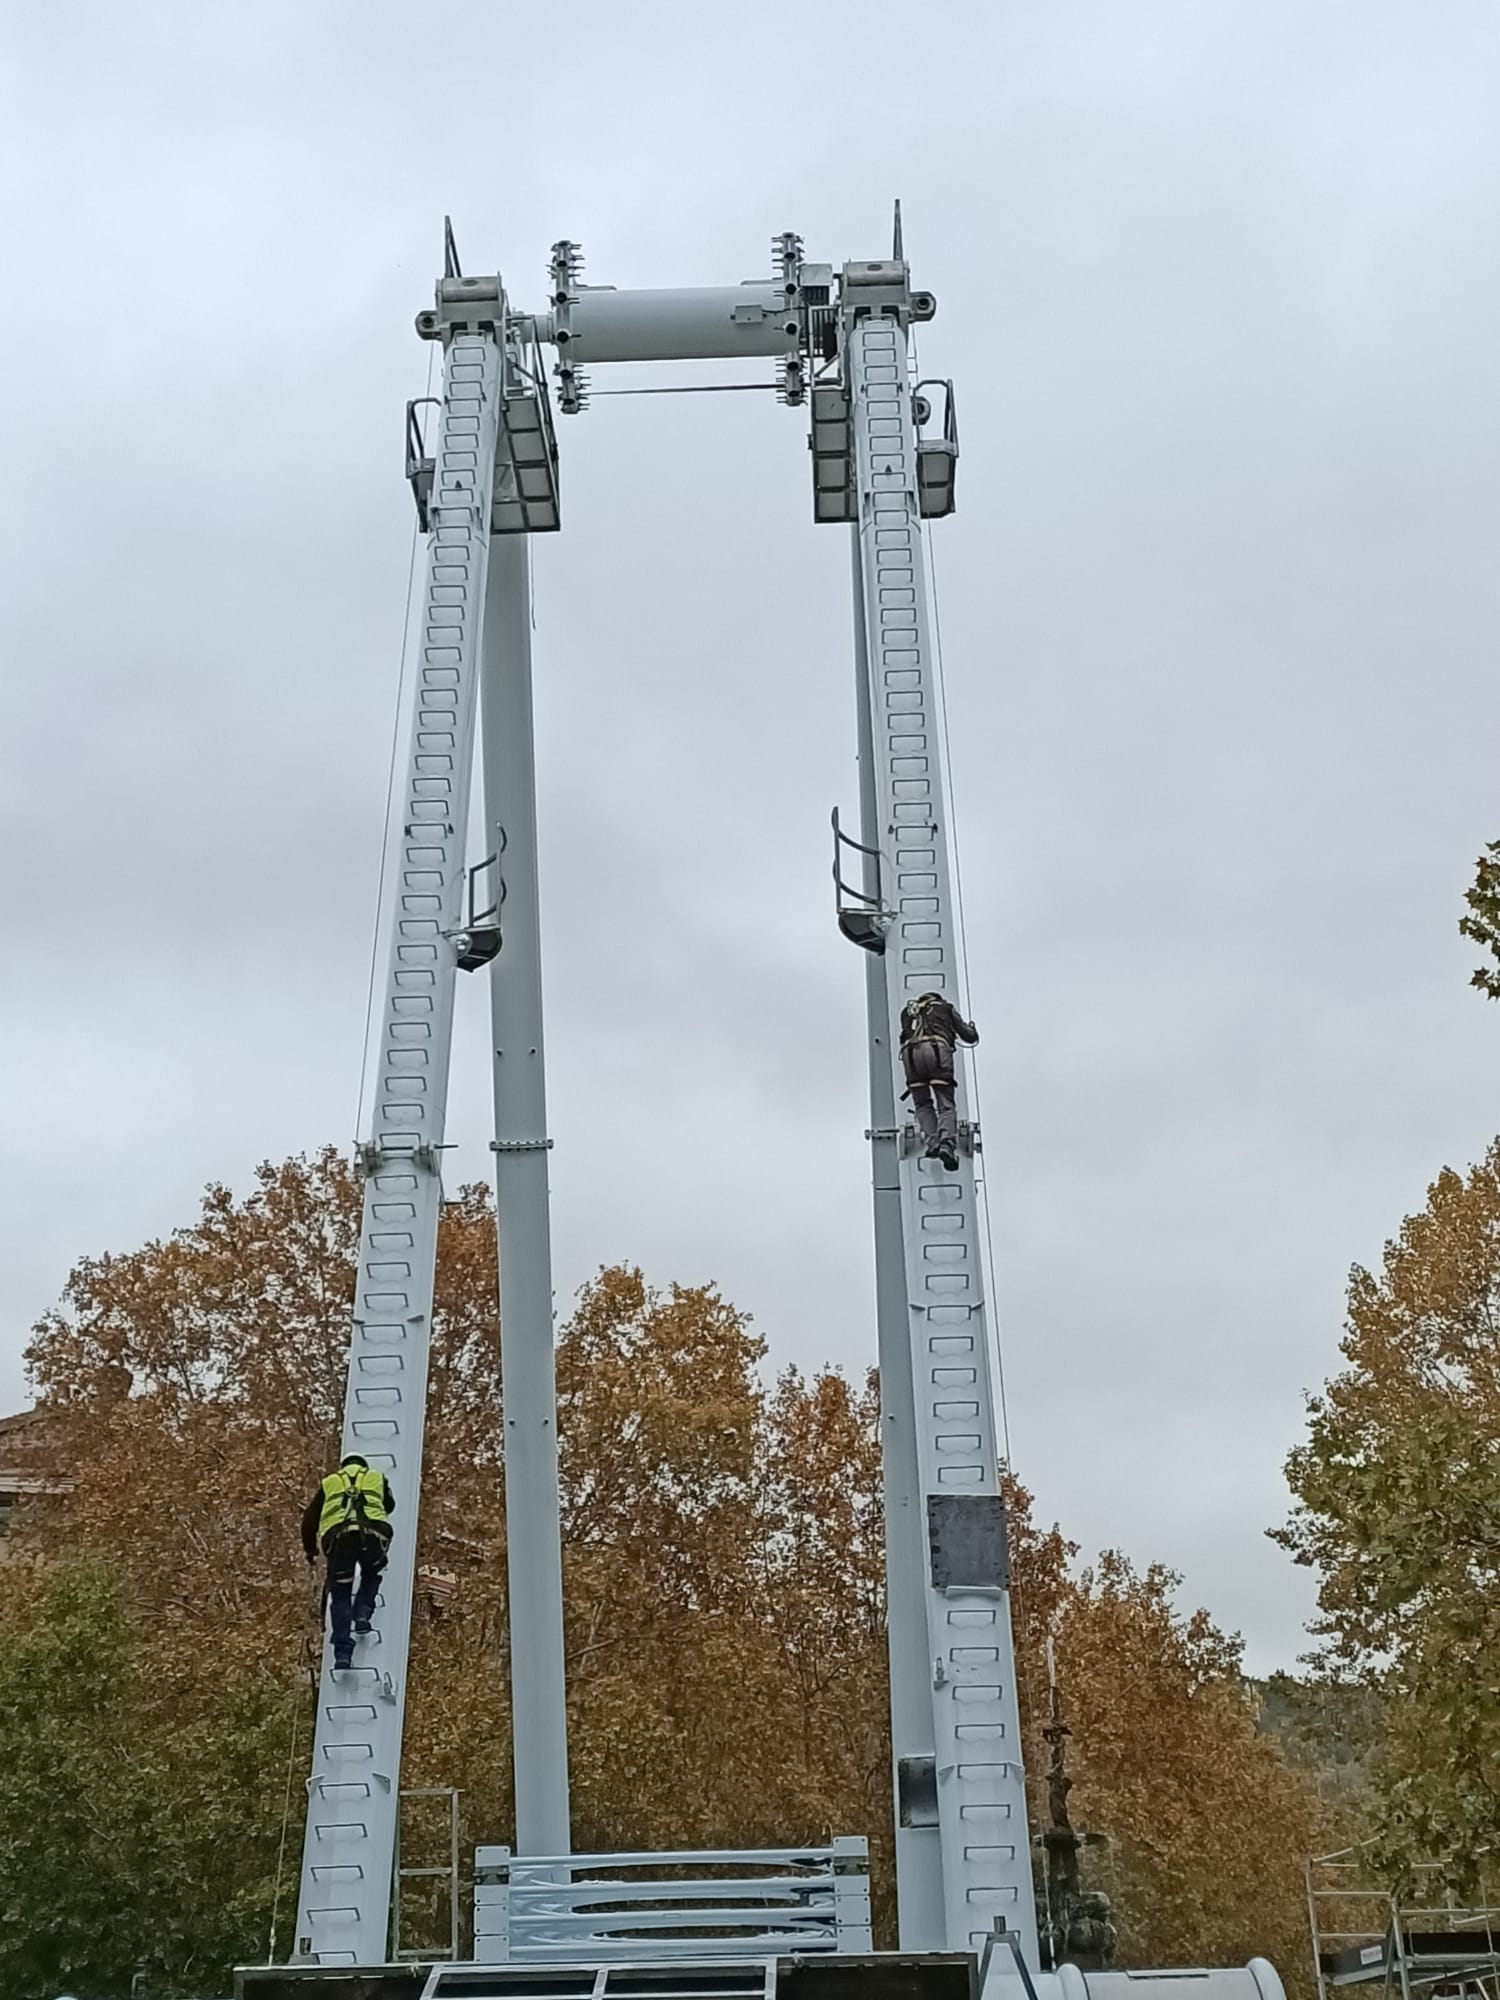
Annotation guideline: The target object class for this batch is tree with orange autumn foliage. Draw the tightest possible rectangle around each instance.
[6,1149,1323,1997]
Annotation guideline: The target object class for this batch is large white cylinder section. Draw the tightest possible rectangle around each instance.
[985,1966,1286,2000]
[545,284,796,362]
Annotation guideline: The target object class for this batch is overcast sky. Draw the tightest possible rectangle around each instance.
[3,0,1498,1676]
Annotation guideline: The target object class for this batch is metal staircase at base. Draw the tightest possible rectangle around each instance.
[474,1844,871,1966]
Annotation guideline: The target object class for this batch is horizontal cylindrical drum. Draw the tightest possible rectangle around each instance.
[1013,1965,1287,2000]
[536,284,797,362]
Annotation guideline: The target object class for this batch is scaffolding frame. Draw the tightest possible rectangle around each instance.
[1308,1846,1500,2000]
[396,1787,462,1964]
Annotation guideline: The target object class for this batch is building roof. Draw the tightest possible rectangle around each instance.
[0,1407,70,1496]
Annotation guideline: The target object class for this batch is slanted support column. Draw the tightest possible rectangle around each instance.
[481,534,572,1859]
[853,531,946,1951]
[292,327,503,1968]
[846,307,1038,1962]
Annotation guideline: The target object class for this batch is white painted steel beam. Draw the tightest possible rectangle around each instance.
[846,310,1039,1961]
[291,330,504,1966]
[852,534,948,1950]
[290,231,1045,1975]
[481,536,572,1859]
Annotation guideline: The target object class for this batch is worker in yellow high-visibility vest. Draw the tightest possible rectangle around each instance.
[300,1452,395,1671]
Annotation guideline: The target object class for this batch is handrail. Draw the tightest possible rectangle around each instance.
[405,397,442,534]
[915,376,959,451]
[831,805,885,912]
[406,396,440,474]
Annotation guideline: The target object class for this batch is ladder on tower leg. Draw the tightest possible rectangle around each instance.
[290,325,504,1969]
[845,282,1038,1962]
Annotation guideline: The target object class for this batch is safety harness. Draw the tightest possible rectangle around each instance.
[899,994,962,1102]
[318,1463,389,1541]
[901,992,955,1051]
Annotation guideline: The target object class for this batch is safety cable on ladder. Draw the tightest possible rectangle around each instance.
[356,341,436,1143]
[922,495,1014,1468]
[266,1635,318,1963]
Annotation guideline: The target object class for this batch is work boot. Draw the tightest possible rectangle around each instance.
[924,1140,942,1160]
[353,1618,373,1636]
[333,1647,354,1671]
[939,1146,959,1171]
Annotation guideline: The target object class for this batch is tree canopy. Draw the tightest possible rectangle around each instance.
[7,1148,1323,1995]
[1460,841,1500,1000]
[1279,1140,1500,1885]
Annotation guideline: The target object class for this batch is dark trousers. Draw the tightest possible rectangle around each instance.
[903,1038,958,1151]
[323,1527,389,1654]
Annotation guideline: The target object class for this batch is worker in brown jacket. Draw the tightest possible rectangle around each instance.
[899,991,978,1170]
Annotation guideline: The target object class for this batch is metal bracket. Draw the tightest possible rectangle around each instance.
[976,1925,1042,2000]
[416,271,504,342]
[958,1118,982,1156]
[865,1126,922,1159]
[841,256,922,325]
[773,229,807,408]
[549,239,589,415]
[358,1140,453,1179]
[489,1138,554,1154]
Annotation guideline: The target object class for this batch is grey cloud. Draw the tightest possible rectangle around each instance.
[4,0,1499,1673]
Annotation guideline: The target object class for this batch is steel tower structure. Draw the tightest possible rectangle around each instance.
[290,224,1034,1971]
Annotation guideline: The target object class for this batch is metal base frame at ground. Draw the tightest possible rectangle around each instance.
[1308,1845,1500,2000]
